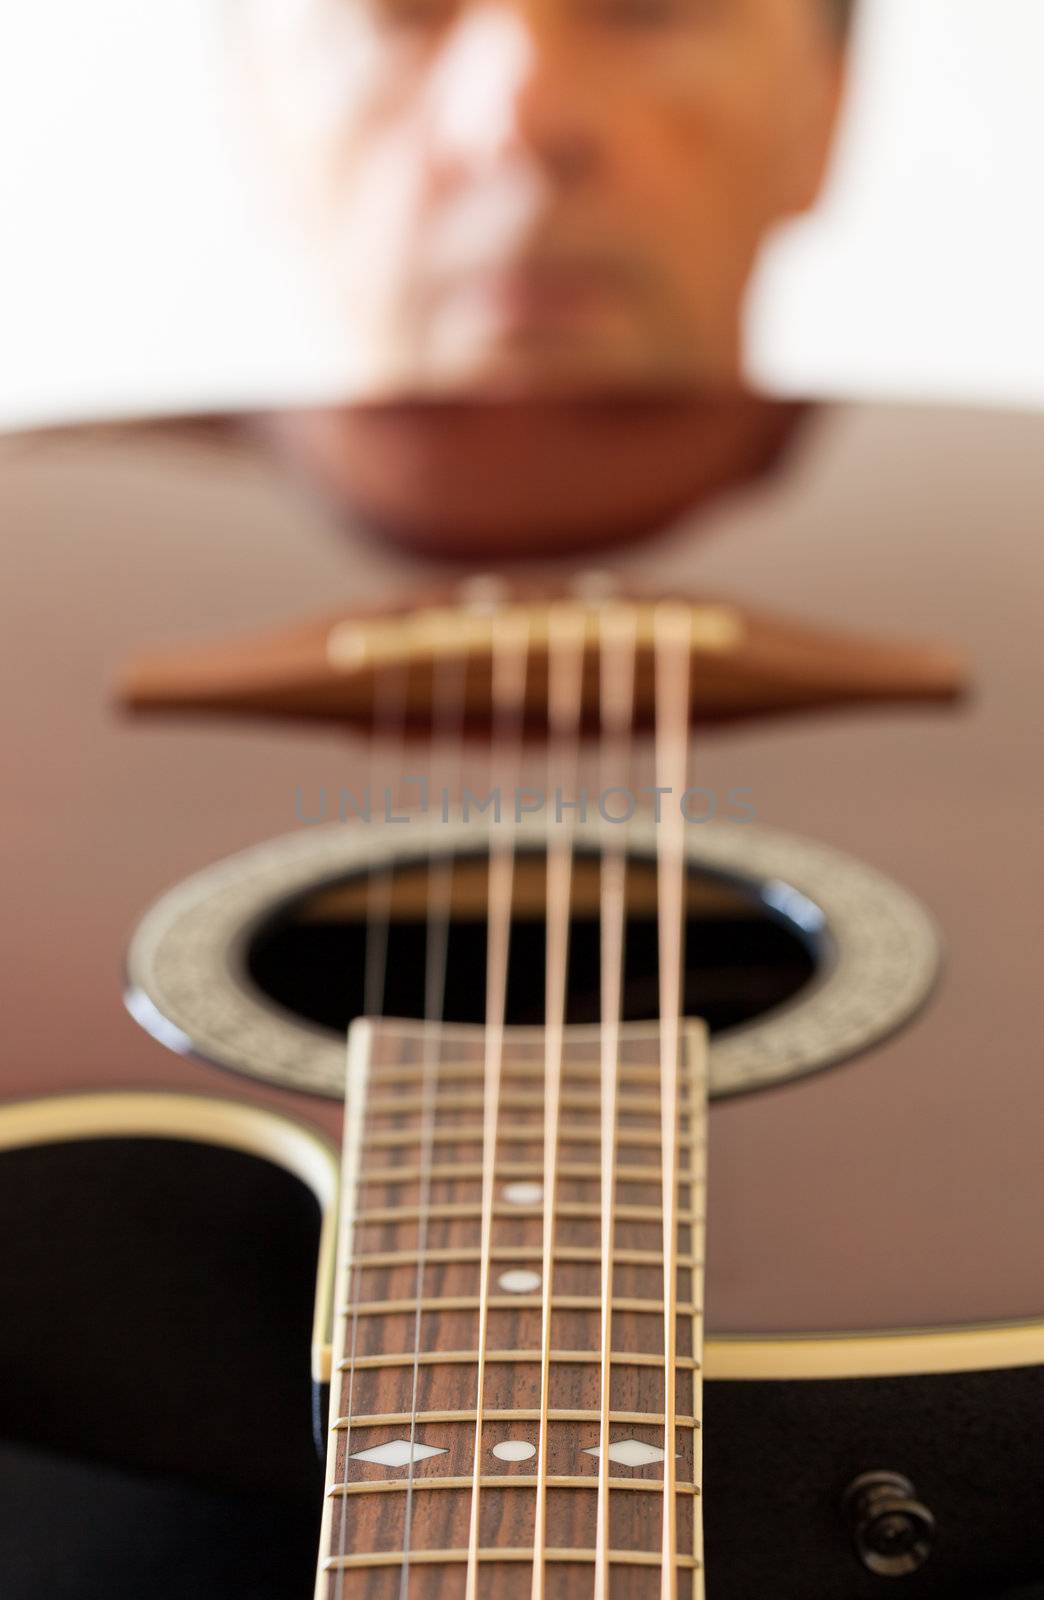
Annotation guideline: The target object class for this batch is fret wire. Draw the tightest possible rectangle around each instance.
[362,1089,678,1114]
[329,1476,700,1497]
[349,1201,702,1224]
[596,601,638,1600]
[319,1072,706,1584]
[382,1162,678,1186]
[467,608,529,1600]
[339,1294,699,1317]
[350,1245,700,1269]
[335,1350,700,1373]
[333,1407,699,1429]
[353,1159,674,1185]
[362,1125,701,1150]
[324,1548,701,1572]
[365,1062,678,1087]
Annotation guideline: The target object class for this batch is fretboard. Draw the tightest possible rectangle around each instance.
[316,1017,708,1600]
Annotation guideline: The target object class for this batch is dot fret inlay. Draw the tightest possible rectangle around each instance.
[492,1440,537,1462]
[318,1017,709,1596]
[497,1268,542,1294]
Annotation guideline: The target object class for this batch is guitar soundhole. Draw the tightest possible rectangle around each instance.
[244,849,821,1035]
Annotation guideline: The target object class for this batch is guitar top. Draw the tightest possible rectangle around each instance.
[2,393,1043,1353]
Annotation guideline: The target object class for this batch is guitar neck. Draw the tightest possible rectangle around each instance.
[316,1016,708,1600]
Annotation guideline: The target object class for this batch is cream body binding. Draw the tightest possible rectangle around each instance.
[5,1087,1044,1388]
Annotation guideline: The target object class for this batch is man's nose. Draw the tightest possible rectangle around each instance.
[422,3,599,184]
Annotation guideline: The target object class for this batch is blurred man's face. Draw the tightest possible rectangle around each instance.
[240,0,844,399]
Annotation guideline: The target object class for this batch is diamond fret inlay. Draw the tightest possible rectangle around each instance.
[350,1440,447,1468]
[322,1019,708,1595]
[584,1440,667,1468]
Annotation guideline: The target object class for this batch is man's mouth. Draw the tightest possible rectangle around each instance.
[455,255,637,336]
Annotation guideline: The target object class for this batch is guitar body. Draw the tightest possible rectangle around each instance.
[3,1091,1044,1600]
[2,396,1044,1596]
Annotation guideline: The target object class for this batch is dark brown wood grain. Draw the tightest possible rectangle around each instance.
[319,1024,704,1599]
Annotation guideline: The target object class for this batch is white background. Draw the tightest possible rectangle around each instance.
[1,0,1042,429]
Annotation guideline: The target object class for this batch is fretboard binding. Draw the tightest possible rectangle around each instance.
[322,1547,701,1571]
[317,1020,710,1595]
[328,1475,700,1497]
[653,607,700,1600]
[351,1201,703,1224]
[362,1127,701,1151]
[332,1407,698,1430]
[350,1246,700,1269]
[339,1294,698,1318]
[317,1016,371,1600]
[336,1348,700,1373]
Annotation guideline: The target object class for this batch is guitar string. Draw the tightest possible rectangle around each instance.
[465,608,531,1600]
[594,603,639,1600]
[531,606,587,1600]
[363,660,411,1018]
[653,604,694,1600]
[334,656,411,1588]
[330,604,691,1590]
[398,649,468,1600]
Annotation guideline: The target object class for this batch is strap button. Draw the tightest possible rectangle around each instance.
[844,1470,935,1577]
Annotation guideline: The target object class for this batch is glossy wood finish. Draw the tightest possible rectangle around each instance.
[11,1090,1044,1598]
[2,398,1043,1337]
[118,589,967,733]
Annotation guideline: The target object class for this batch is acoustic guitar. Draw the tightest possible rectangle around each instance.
[2,395,1043,1600]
